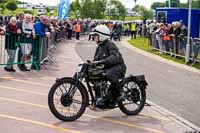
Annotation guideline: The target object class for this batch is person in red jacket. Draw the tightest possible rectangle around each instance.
[4,17,21,72]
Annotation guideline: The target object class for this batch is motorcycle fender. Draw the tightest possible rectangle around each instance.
[56,77,89,106]
[130,75,148,89]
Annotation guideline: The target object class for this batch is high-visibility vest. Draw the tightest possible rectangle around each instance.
[100,24,107,28]
[76,24,81,32]
[124,24,129,30]
[131,23,136,31]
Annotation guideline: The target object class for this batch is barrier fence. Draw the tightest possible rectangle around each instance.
[149,33,200,64]
[0,30,64,70]
[0,33,43,70]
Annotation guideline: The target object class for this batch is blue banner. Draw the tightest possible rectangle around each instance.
[58,0,70,20]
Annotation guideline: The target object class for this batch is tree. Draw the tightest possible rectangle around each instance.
[151,0,180,9]
[135,5,154,20]
[107,0,126,20]
[192,0,200,8]
[92,0,107,19]
[70,0,80,11]
[151,2,166,10]
[80,0,93,18]
[0,0,4,3]
[5,1,17,12]
[46,7,50,14]
[72,0,107,19]
[180,3,188,8]
[24,10,33,14]
[151,0,200,9]
[0,0,7,4]
[69,0,81,18]
[0,4,5,13]
[170,0,180,7]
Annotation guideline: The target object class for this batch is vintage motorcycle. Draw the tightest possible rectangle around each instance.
[48,61,148,121]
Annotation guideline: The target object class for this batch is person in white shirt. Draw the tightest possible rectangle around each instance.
[20,14,35,71]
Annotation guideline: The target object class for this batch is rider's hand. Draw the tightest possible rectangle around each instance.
[86,60,92,63]
[92,60,105,66]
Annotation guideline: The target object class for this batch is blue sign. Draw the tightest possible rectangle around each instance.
[58,0,70,20]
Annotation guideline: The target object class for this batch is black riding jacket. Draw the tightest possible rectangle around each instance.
[94,39,127,74]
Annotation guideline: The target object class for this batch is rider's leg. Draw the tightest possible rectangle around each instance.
[105,67,125,101]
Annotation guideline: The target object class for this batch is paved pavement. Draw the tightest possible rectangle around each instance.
[0,38,198,133]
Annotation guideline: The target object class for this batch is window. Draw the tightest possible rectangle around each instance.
[157,11,167,23]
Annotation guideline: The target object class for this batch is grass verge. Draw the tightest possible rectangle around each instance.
[128,37,200,70]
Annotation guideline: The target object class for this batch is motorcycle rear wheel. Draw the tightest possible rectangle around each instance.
[118,78,146,115]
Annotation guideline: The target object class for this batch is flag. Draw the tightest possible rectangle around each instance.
[58,0,70,20]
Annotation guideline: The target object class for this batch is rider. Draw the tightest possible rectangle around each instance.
[91,25,127,102]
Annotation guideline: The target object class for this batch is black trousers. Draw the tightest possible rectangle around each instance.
[104,66,125,97]
[124,30,129,36]
[110,33,121,41]
[67,29,72,40]
[88,34,94,41]
[76,32,80,40]
[131,31,136,39]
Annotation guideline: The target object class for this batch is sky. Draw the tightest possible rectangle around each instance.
[19,0,188,9]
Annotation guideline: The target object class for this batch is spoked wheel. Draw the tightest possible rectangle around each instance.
[48,78,88,121]
[118,78,146,115]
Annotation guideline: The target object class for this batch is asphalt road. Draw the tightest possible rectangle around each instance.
[0,40,191,133]
[75,39,200,127]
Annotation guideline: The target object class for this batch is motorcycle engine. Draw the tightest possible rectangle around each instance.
[93,81,111,99]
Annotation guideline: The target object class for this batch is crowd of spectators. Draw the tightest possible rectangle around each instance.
[0,12,199,72]
[146,20,188,55]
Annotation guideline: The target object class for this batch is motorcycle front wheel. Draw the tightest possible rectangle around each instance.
[118,77,146,115]
[48,78,88,121]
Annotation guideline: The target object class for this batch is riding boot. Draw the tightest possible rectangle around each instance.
[117,90,126,102]
[111,80,126,102]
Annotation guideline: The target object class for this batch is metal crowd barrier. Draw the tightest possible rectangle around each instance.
[40,32,57,69]
[1,29,80,71]
[150,33,200,64]
[192,38,200,64]
[0,33,43,70]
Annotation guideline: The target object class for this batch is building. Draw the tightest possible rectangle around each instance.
[17,3,57,15]
[156,8,200,38]
[17,3,34,10]
[18,3,47,9]
[37,9,47,15]
[126,9,139,17]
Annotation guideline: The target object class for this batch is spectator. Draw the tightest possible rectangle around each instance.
[157,23,165,53]
[4,17,21,72]
[66,19,73,40]
[17,12,25,70]
[32,16,50,70]
[147,21,155,46]
[174,22,181,55]
[75,21,81,40]
[162,24,171,52]
[34,16,50,38]
[51,17,61,42]
[155,23,161,49]
[0,27,5,35]
[20,14,35,71]
[88,21,96,41]
[179,21,188,55]
[131,22,137,39]
[111,23,121,41]
[108,21,113,31]
[123,23,129,36]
